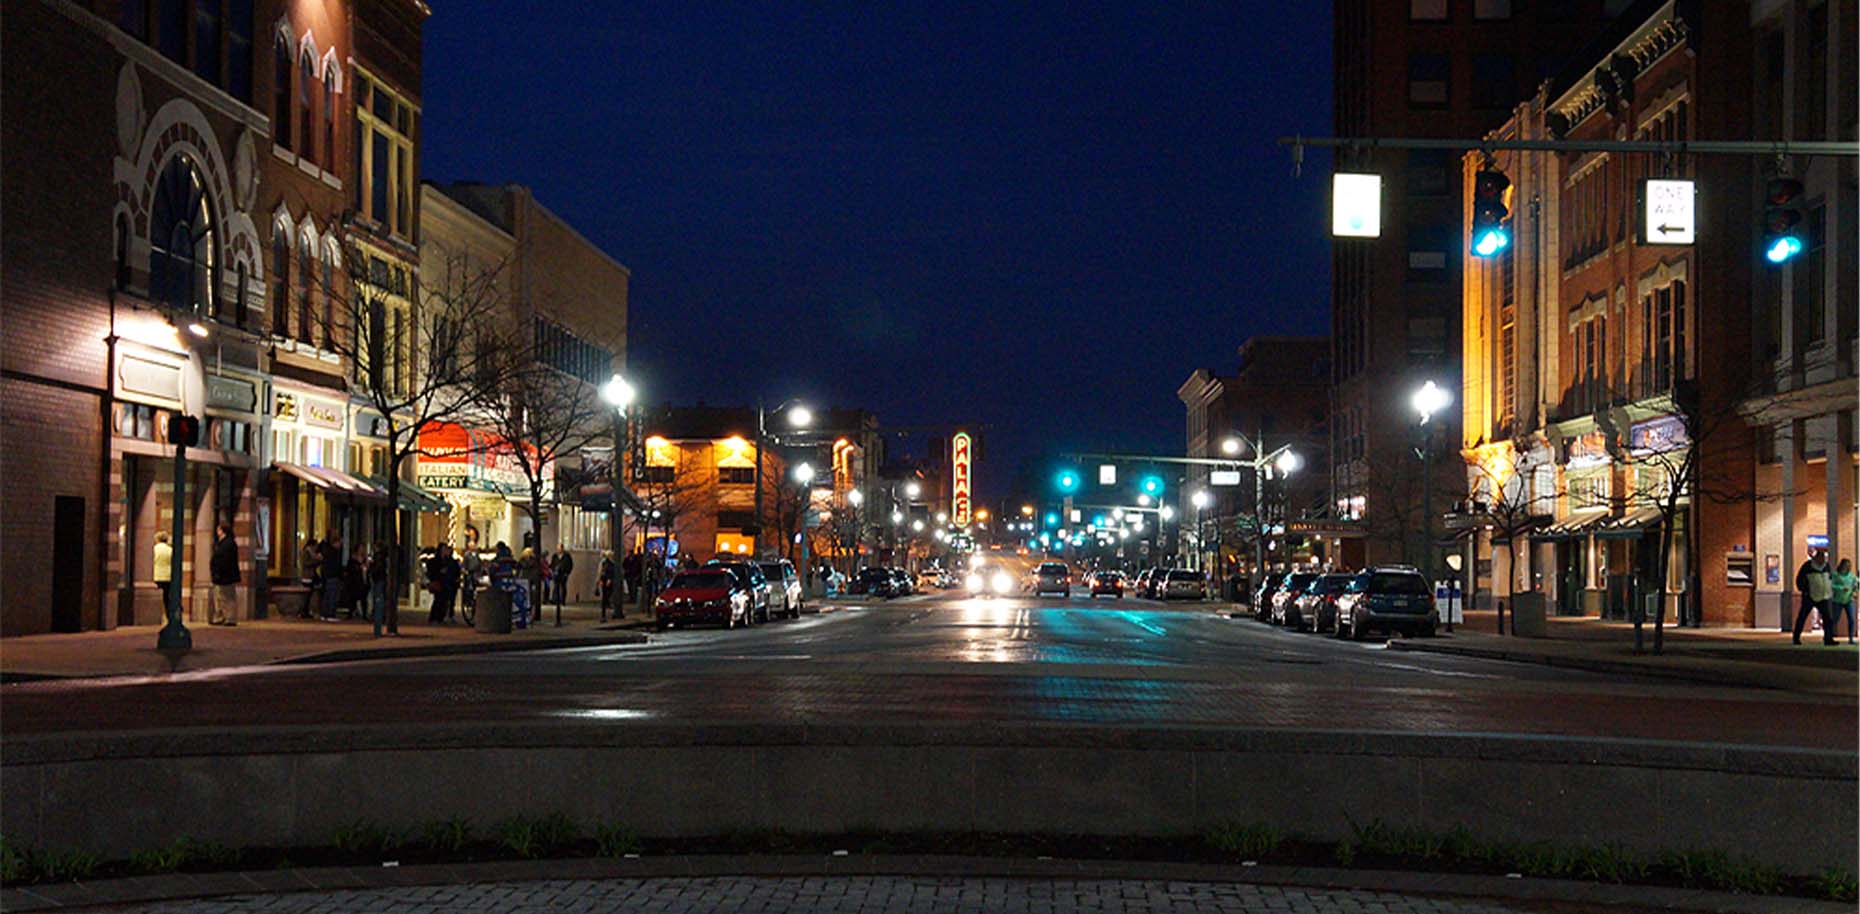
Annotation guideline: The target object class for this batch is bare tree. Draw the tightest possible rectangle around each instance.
[627,430,713,612]
[1460,425,1560,610]
[312,242,518,633]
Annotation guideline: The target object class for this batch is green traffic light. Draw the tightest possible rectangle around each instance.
[1139,475,1163,496]
[1056,469,1080,493]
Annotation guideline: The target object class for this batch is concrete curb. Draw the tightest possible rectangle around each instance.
[0,854,1845,913]
[1384,638,1825,691]
[268,630,650,666]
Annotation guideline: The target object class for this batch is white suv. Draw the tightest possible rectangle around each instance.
[756,560,803,618]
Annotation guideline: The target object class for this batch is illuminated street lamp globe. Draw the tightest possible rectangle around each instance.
[787,405,813,428]
[1411,380,1453,424]
[904,481,922,499]
[601,374,636,410]
[891,510,904,525]
[911,519,925,533]
[1191,490,1211,509]
[936,511,948,524]
[933,528,947,541]
[1159,505,1176,521]
[1220,436,1243,456]
[1137,493,1153,507]
[793,462,816,484]
[847,489,864,506]
[1275,450,1302,475]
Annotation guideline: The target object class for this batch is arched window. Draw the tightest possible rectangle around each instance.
[271,220,291,334]
[321,244,336,349]
[148,156,215,316]
[114,213,131,289]
[272,34,291,150]
[298,51,316,165]
[323,72,337,172]
[233,262,248,327]
[296,233,314,344]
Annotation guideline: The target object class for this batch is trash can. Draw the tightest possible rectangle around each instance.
[1509,592,1547,638]
[475,587,513,634]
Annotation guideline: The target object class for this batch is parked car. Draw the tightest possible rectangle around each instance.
[1160,568,1206,600]
[850,567,896,598]
[1252,574,1286,621]
[890,568,916,595]
[1131,568,1154,598]
[654,568,752,630]
[1291,572,1353,633]
[709,560,772,623]
[1143,567,1170,599]
[1270,572,1320,626]
[757,560,803,619]
[1033,562,1071,596]
[1334,565,1438,640]
[1089,570,1125,598]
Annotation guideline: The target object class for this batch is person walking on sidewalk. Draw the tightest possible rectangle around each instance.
[208,524,240,626]
[318,532,345,621]
[551,545,574,608]
[427,543,461,624]
[460,543,482,622]
[368,540,397,636]
[342,545,368,619]
[1829,558,1857,645]
[598,551,618,621]
[1792,548,1835,645]
[298,538,322,618]
[152,532,175,612]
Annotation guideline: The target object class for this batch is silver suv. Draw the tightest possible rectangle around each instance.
[1033,562,1071,597]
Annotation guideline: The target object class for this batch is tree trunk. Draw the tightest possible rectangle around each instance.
[1654,509,1673,655]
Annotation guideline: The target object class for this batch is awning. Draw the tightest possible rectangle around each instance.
[276,463,388,502]
[1595,506,1666,540]
[1531,511,1609,541]
[575,480,645,513]
[365,477,451,513]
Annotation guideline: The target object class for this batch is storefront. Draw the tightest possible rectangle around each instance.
[264,385,386,611]
[415,422,542,556]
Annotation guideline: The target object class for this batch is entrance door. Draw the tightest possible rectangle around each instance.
[51,496,86,632]
[1556,541,1584,616]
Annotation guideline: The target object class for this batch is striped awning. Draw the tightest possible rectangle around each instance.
[276,463,388,502]
[366,477,451,513]
[1531,510,1609,541]
[1594,506,1665,540]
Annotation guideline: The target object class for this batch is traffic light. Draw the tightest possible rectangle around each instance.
[1470,169,1511,257]
[1139,475,1164,498]
[1044,511,1060,528]
[166,414,200,447]
[1763,177,1805,264]
[1055,469,1080,494]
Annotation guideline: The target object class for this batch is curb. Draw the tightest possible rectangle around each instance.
[269,630,652,666]
[0,854,1844,913]
[1383,638,1817,691]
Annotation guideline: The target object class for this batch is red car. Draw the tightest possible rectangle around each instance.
[654,569,751,631]
[1089,570,1125,598]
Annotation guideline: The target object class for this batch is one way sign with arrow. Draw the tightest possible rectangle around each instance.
[1641,178,1696,245]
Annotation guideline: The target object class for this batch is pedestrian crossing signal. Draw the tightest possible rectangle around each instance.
[166,414,200,447]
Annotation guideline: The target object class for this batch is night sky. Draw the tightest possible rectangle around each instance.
[422,3,1333,499]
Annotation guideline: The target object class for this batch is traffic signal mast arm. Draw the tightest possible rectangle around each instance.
[1278,135,1859,158]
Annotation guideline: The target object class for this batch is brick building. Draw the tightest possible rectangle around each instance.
[1179,336,1331,577]
[1330,0,1623,571]
[2,0,426,635]
[1457,0,1851,628]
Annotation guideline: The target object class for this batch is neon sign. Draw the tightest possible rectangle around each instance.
[951,431,972,527]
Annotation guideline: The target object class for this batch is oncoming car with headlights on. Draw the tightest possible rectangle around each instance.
[965,565,1020,597]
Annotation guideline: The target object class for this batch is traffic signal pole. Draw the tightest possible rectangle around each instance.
[158,429,193,652]
[1279,135,1858,159]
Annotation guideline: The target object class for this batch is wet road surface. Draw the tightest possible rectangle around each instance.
[4,596,1851,749]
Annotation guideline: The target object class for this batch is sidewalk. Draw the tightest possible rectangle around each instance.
[0,601,654,682]
[1390,610,1857,696]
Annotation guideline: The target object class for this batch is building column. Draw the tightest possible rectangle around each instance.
[1780,422,1795,631]
[1824,416,1842,571]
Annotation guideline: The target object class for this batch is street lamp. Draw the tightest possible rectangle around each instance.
[1190,490,1211,573]
[754,398,811,559]
[1220,436,1243,456]
[793,462,816,484]
[1275,450,1302,476]
[891,510,904,525]
[1412,379,1454,631]
[847,488,864,506]
[903,480,922,499]
[911,519,925,533]
[600,374,637,620]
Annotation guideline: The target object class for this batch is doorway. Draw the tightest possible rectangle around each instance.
[51,496,86,632]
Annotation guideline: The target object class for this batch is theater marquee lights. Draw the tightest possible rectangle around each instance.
[952,431,973,527]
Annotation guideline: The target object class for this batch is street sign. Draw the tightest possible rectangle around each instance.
[1332,173,1382,238]
[1640,178,1696,245]
[1098,464,1116,485]
[1209,469,1242,487]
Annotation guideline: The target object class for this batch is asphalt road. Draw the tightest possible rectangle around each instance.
[4,594,1852,749]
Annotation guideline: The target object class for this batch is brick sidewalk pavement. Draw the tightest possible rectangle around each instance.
[12,876,1585,914]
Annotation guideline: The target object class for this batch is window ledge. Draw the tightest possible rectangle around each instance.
[271,146,297,166]
[296,157,321,178]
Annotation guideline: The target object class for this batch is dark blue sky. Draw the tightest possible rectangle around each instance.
[423,3,1333,498]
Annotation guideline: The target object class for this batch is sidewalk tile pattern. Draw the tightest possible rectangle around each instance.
[90,876,1542,913]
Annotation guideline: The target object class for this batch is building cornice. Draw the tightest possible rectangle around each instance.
[1547,3,1687,137]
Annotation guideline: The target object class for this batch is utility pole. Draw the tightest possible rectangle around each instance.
[158,416,197,653]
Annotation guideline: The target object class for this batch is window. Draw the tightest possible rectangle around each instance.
[1409,0,1448,20]
[1793,205,1826,353]
[298,51,316,166]
[391,307,405,396]
[1405,149,1449,197]
[355,69,417,236]
[1409,54,1449,107]
[1474,0,1511,19]
[324,75,337,177]
[638,465,674,484]
[271,222,290,334]
[296,234,314,344]
[1569,472,1609,510]
[1799,2,1828,141]
[719,467,755,486]
[120,0,148,39]
[1472,54,1514,109]
[148,156,216,316]
[191,0,221,84]
[272,34,292,150]
[226,0,253,102]
[158,0,186,63]
[1406,223,1451,275]
[532,316,613,384]
[321,251,335,349]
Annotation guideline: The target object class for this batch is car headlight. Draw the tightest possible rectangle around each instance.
[991,572,1014,594]
[966,573,983,591]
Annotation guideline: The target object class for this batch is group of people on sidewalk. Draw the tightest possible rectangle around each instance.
[149,525,245,627]
[297,531,400,634]
[1792,548,1857,645]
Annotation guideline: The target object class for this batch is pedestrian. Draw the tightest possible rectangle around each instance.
[208,523,240,626]
[427,542,461,624]
[298,538,322,618]
[598,551,617,621]
[1792,548,1836,645]
[552,545,574,608]
[152,531,175,612]
[1829,557,1857,645]
[318,532,344,621]
[460,542,482,621]
[622,549,643,608]
[369,540,396,636]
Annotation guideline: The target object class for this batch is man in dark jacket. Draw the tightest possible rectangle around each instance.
[208,524,240,626]
[1793,548,1836,645]
[427,543,461,624]
[318,533,344,621]
[551,546,574,607]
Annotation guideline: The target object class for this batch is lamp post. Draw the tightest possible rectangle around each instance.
[1411,379,1454,632]
[1191,489,1212,578]
[600,375,635,620]
[1220,434,1300,589]
[792,462,816,589]
[754,399,810,560]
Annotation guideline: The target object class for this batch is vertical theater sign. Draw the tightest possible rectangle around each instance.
[951,431,973,527]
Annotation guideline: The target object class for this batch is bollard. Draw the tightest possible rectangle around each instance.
[1497,598,1506,635]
